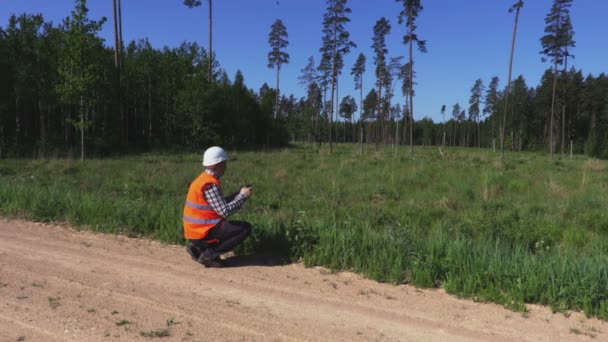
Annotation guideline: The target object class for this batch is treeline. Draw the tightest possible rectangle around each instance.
[2,0,608,160]
[410,70,608,158]
[284,68,608,159]
[0,7,288,158]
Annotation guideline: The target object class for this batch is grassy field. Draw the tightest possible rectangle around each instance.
[1,144,607,318]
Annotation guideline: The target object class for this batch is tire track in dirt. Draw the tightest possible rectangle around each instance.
[0,218,605,341]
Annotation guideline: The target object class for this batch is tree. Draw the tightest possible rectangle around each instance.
[400,61,414,145]
[502,0,524,158]
[540,0,575,159]
[299,56,319,141]
[306,81,323,143]
[362,89,378,121]
[351,52,366,146]
[372,17,391,147]
[459,109,466,146]
[484,76,500,151]
[397,0,427,153]
[451,103,461,146]
[183,0,212,83]
[441,104,446,150]
[469,78,484,148]
[267,19,289,119]
[56,0,106,160]
[299,56,317,87]
[510,75,531,151]
[321,0,356,153]
[112,0,126,145]
[339,95,357,123]
[5,14,44,150]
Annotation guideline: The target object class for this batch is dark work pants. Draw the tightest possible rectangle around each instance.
[189,221,251,260]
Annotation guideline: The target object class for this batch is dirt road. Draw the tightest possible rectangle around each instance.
[0,219,605,341]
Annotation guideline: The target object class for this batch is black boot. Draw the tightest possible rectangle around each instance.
[185,243,201,261]
[197,253,224,268]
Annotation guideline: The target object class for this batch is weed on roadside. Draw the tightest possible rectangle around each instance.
[115,320,132,326]
[140,329,170,338]
[47,296,60,309]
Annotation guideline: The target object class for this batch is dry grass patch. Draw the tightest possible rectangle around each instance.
[583,159,605,172]
[546,179,567,199]
[274,169,287,180]
[435,197,462,211]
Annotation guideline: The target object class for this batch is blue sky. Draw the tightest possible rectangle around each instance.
[1,0,606,122]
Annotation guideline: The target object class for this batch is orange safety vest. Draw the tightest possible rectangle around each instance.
[183,172,224,240]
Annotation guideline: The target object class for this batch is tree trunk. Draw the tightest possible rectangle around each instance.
[148,77,152,139]
[561,105,565,158]
[477,120,480,148]
[328,21,339,153]
[549,62,558,160]
[359,126,363,154]
[39,99,45,153]
[491,109,495,151]
[208,0,213,83]
[118,0,123,52]
[80,96,84,161]
[358,76,363,145]
[519,124,523,152]
[394,115,398,150]
[113,0,126,146]
[376,69,382,151]
[336,78,339,143]
[442,127,446,152]
[502,6,520,159]
[408,7,414,154]
[112,0,120,69]
[275,64,280,119]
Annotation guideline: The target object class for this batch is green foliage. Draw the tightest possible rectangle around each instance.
[0,4,289,157]
[2,146,608,318]
[267,19,289,69]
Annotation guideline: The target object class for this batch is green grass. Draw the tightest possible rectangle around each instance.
[1,144,608,318]
[140,329,170,338]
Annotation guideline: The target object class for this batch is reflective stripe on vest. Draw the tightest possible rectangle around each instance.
[183,216,222,225]
[185,200,214,210]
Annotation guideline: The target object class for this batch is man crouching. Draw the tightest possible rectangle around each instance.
[183,146,252,268]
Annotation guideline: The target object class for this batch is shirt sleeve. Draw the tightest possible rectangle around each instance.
[203,184,246,218]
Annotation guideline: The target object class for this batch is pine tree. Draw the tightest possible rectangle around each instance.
[321,0,356,153]
[351,53,366,148]
[267,19,289,119]
[484,76,500,151]
[540,0,575,159]
[372,17,391,148]
[299,56,319,142]
[451,103,461,146]
[396,0,427,153]
[441,104,446,151]
[469,78,484,148]
[502,0,524,158]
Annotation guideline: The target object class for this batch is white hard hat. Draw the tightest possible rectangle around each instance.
[202,146,229,166]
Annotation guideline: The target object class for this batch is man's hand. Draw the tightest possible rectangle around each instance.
[240,186,252,198]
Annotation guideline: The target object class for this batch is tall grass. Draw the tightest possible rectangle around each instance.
[1,145,607,318]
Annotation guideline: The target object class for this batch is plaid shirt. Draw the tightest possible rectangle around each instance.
[202,169,247,218]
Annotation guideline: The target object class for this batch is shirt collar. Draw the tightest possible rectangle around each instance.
[205,168,219,179]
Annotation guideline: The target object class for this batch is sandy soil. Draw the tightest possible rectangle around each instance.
[0,218,605,341]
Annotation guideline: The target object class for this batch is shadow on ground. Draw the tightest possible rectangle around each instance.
[221,253,290,267]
